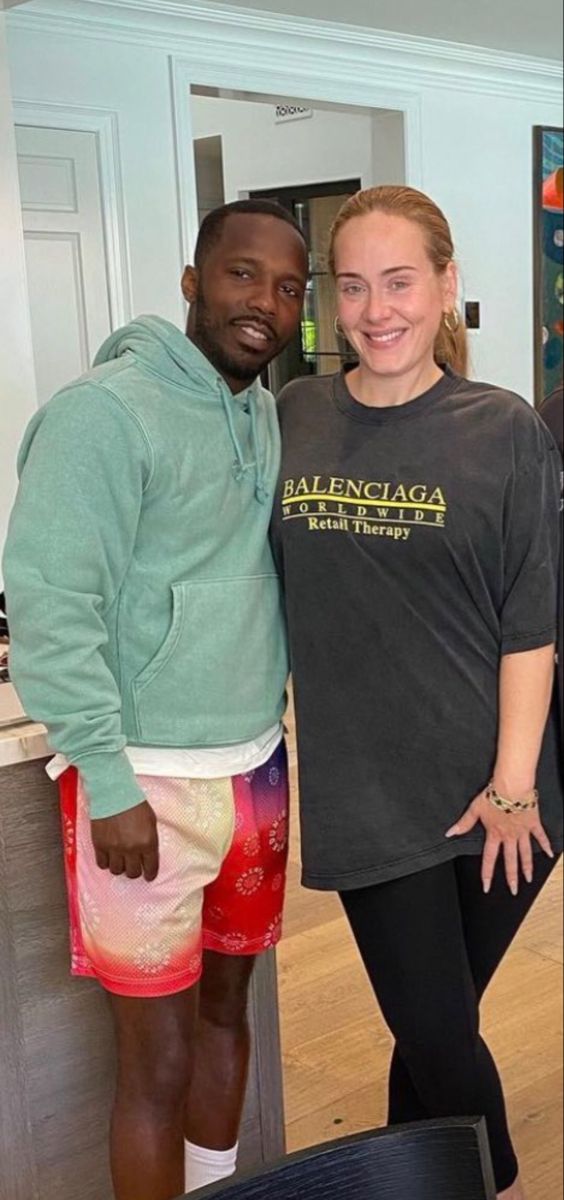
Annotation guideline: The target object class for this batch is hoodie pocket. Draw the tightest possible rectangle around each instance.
[131,575,288,746]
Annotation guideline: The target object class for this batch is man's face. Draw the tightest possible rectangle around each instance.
[182,213,308,392]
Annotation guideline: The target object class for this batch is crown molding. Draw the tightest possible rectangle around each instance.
[9,0,563,103]
[17,0,561,75]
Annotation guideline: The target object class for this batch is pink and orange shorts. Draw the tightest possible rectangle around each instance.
[59,743,289,998]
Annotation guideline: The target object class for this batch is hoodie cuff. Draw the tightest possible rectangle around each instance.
[72,750,146,819]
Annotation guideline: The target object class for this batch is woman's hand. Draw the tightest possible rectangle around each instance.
[446,790,554,895]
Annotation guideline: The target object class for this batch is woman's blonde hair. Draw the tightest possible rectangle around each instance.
[329,185,468,377]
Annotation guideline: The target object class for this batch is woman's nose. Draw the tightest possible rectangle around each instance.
[364,290,393,322]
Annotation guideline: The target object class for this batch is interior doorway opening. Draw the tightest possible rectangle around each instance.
[250,178,360,393]
[189,86,406,391]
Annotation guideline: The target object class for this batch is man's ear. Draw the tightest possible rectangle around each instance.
[181,265,198,304]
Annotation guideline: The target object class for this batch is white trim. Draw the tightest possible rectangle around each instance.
[89,0,561,71]
[10,0,562,102]
[12,99,133,327]
[169,57,200,268]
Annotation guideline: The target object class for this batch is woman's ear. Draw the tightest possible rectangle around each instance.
[442,261,459,313]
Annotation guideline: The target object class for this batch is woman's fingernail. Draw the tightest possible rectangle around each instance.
[445,827,457,839]
[525,871,533,884]
[484,882,491,895]
[511,884,518,896]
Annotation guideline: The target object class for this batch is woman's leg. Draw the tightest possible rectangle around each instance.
[387,1049,427,1123]
[454,853,560,1200]
[341,861,519,1192]
[386,853,559,1127]
[455,852,558,999]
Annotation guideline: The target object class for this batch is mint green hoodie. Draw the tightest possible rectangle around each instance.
[3,317,288,818]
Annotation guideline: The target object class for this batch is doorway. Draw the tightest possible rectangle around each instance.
[250,179,359,392]
[189,86,406,391]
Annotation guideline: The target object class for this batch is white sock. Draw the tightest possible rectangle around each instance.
[184,1141,238,1193]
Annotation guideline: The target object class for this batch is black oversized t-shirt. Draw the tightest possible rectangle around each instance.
[272,367,563,890]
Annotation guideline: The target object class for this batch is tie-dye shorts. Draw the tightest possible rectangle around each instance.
[59,742,289,998]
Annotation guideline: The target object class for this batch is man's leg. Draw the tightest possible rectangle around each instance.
[60,768,242,1198]
[109,989,200,1200]
[183,952,256,1190]
[182,743,289,1190]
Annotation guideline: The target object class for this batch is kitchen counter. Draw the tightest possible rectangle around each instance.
[0,681,50,767]
[0,718,50,766]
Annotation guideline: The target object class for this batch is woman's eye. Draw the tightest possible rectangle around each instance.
[389,279,410,291]
[342,285,364,296]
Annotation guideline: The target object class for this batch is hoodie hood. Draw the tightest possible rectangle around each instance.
[94,315,252,397]
[95,316,269,503]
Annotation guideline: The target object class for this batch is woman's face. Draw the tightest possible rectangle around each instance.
[334,211,457,381]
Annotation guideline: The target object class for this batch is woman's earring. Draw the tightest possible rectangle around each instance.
[443,308,461,334]
[334,316,345,338]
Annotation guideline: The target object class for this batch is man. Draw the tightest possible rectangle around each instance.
[3,200,308,1200]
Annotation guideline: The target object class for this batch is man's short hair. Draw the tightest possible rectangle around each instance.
[194,199,308,270]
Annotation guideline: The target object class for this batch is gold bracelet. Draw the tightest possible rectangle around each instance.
[486,781,539,815]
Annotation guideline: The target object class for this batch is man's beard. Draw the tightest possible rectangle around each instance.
[193,294,270,384]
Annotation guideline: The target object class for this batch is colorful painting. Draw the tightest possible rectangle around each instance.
[534,127,564,406]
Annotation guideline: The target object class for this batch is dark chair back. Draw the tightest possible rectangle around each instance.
[185,1117,497,1199]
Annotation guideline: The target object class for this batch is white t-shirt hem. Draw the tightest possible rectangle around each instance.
[46,722,284,783]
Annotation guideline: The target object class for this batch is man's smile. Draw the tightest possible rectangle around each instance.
[231,318,276,347]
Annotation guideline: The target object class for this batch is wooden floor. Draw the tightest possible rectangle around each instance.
[278,744,564,1200]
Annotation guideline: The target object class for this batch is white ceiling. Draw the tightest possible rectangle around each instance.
[205,0,564,61]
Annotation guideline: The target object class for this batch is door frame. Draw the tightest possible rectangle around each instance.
[13,100,132,330]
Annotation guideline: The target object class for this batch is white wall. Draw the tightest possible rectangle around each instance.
[371,110,406,188]
[191,96,377,198]
[0,14,37,581]
[6,27,185,326]
[420,87,563,391]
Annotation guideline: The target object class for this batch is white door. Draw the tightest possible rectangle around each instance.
[16,125,112,405]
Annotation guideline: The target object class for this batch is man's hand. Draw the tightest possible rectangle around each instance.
[91,801,160,882]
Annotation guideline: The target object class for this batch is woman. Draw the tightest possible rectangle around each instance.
[272,186,563,1200]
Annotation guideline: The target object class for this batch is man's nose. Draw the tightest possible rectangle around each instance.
[248,283,277,317]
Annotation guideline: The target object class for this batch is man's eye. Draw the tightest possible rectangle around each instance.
[281,285,299,298]
[231,269,252,279]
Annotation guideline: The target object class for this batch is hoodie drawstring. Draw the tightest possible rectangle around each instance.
[220,388,268,505]
[249,398,268,504]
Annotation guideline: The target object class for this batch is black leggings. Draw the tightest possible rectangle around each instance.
[340,853,558,1193]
